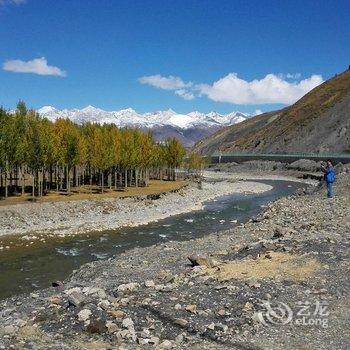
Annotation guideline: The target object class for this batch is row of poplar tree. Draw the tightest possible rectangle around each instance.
[0,102,186,198]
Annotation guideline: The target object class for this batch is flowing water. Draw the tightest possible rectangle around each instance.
[0,180,305,299]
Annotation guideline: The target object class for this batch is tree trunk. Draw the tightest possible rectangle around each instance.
[32,173,35,198]
[4,160,9,198]
[21,166,25,195]
[66,166,70,194]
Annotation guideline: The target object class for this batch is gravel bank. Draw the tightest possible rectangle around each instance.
[1,172,348,349]
[0,179,272,238]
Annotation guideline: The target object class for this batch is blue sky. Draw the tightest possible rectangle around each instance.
[1,0,349,115]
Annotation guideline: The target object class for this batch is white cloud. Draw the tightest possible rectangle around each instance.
[278,73,302,80]
[196,73,324,105]
[138,74,191,90]
[139,72,324,105]
[3,57,66,77]
[254,109,263,115]
[175,89,194,100]
[138,74,194,100]
[0,0,26,6]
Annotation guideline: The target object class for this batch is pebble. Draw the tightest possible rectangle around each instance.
[159,339,173,349]
[77,309,91,322]
[174,318,188,327]
[122,317,134,329]
[117,282,139,293]
[185,304,197,313]
[144,280,155,288]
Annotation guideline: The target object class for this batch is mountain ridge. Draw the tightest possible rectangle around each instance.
[194,69,350,154]
[37,106,249,147]
[38,106,248,130]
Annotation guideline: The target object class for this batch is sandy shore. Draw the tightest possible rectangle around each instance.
[0,177,273,239]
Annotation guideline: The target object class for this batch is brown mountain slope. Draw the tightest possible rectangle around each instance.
[194,69,350,154]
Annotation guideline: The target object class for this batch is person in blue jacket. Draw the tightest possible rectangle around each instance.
[321,160,336,198]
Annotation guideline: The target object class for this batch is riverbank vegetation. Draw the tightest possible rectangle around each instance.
[0,102,186,199]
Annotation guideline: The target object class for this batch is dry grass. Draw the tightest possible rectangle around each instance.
[207,251,321,282]
[0,180,188,207]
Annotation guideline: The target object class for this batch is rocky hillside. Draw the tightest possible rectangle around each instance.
[194,69,350,154]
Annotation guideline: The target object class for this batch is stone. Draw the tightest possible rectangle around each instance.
[87,319,108,334]
[207,323,215,330]
[68,291,85,307]
[116,329,130,340]
[97,300,110,310]
[77,309,91,322]
[185,304,197,313]
[106,321,118,334]
[47,296,62,305]
[188,255,220,268]
[122,317,134,329]
[174,318,188,327]
[273,226,286,238]
[3,325,16,335]
[160,339,173,349]
[251,312,261,323]
[82,287,107,299]
[14,319,27,328]
[246,279,261,288]
[137,338,149,345]
[175,333,184,344]
[286,159,319,172]
[117,282,139,293]
[218,309,226,316]
[64,287,82,295]
[157,270,175,284]
[174,303,182,310]
[149,336,160,346]
[51,281,63,288]
[144,280,155,288]
[215,323,228,332]
[109,310,125,319]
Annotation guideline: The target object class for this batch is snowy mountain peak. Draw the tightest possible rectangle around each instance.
[37,106,249,130]
[38,105,57,114]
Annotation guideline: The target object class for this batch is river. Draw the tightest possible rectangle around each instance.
[0,180,305,299]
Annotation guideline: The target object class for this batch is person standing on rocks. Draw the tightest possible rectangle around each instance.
[321,160,336,198]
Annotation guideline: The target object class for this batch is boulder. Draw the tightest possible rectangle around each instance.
[287,159,321,172]
[188,255,220,268]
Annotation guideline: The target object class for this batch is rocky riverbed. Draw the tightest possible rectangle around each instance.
[0,179,272,240]
[0,171,349,349]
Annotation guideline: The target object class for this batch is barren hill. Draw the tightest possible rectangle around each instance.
[194,69,350,154]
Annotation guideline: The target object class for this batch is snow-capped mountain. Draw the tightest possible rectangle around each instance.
[38,106,247,129]
[38,106,248,147]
